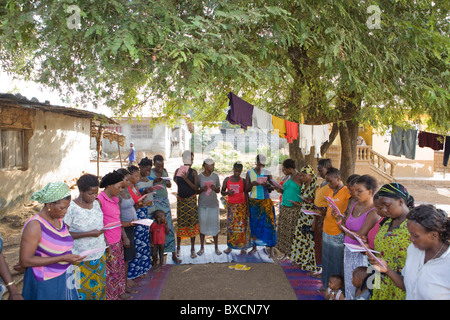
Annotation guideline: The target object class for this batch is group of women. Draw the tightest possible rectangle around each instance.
[1,152,449,300]
[274,157,450,300]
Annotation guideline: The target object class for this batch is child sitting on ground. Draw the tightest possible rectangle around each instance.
[150,210,169,271]
[324,274,345,300]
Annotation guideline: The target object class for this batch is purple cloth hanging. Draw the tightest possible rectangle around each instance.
[226,92,253,130]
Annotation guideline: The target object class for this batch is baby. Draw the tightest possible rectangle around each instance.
[324,274,345,300]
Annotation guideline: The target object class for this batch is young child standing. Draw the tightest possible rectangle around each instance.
[197,158,222,256]
[150,210,169,271]
[324,274,345,300]
[221,162,250,254]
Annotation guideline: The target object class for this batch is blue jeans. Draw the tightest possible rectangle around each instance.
[321,231,344,289]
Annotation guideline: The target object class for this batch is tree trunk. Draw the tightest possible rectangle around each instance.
[339,120,359,182]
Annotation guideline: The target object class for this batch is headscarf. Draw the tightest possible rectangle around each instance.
[100,170,125,188]
[377,183,414,208]
[31,182,71,204]
[300,165,317,209]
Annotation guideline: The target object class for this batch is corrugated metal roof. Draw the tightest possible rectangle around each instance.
[0,93,118,125]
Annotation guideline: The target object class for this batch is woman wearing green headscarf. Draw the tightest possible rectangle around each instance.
[370,183,414,300]
[290,165,321,272]
[17,182,83,300]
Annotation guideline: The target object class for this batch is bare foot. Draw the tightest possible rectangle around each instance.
[248,247,257,255]
[240,249,247,255]
[172,253,182,264]
[196,248,204,256]
[191,249,198,259]
[215,248,222,255]
[119,293,133,300]
[223,247,232,254]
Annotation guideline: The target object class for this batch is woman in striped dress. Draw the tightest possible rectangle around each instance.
[19,182,82,300]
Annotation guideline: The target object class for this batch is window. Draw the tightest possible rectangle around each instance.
[131,124,153,139]
[0,129,26,170]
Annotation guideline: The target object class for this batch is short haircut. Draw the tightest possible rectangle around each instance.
[282,158,296,169]
[77,173,100,192]
[318,158,332,169]
[325,167,341,179]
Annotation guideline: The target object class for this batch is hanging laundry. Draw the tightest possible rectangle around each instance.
[312,124,330,158]
[443,136,450,167]
[388,127,417,160]
[298,124,313,156]
[418,131,444,151]
[271,115,286,138]
[284,120,299,143]
[252,106,273,131]
[226,92,253,130]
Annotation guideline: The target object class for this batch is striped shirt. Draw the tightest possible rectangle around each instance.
[248,169,270,199]
[25,214,74,281]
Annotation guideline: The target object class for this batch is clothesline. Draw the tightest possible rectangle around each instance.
[225,92,331,158]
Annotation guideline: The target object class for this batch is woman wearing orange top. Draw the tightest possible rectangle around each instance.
[320,167,351,292]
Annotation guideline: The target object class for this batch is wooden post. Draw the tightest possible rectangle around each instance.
[118,142,123,168]
[96,124,104,177]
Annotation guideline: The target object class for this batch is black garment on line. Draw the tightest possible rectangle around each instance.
[443,136,450,167]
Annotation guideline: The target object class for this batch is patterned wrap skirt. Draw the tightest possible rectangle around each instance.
[276,206,300,256]
[226,201,251,250]
[248,198,277,247]
[176,195,200,239]
[127,204,153,279]
[74,254,106,300]
[106,241,126,300]
[290,211,320,272]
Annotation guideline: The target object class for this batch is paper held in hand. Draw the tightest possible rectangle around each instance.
[340,225,384,266]
[325,196,346,218]
[176,166,190,177]
[103,221,122,230]
[256,176,267,184]
[132,219,153,226]
[203,180,214,196]
[301,209,321,216]
[79,246,109,260]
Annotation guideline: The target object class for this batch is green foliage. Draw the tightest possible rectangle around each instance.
[0,0,448,134]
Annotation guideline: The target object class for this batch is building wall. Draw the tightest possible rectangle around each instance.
[98,119,192,160]
[0,110,91,216]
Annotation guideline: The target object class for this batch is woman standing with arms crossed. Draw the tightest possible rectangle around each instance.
[19,182,82,300]
[64,173,108,300]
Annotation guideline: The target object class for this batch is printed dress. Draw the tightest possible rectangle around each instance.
[371,218,410,300]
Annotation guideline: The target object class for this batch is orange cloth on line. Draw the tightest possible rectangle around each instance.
[314,183,331,208]
[285,120,299,143]
[323,186,351,236]
[271,116,286,138]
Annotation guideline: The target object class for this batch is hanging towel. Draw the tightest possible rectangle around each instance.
[312,124,330,158]
[443,136,450,167]
[388,127,417,160]
[271,115,286,138]
[284,120,299,143]
[418,131,444,151]
[299,124,313,156]
[226,92,253,130]
[252,107,273,131]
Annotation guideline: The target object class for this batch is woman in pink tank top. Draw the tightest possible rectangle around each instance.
[337,175,380,300]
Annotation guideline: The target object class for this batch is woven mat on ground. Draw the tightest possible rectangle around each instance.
[131,265,172,300]
[166,244,274,265]
[280,261,324,300]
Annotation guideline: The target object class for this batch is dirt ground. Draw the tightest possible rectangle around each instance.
[1,159,449,300]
